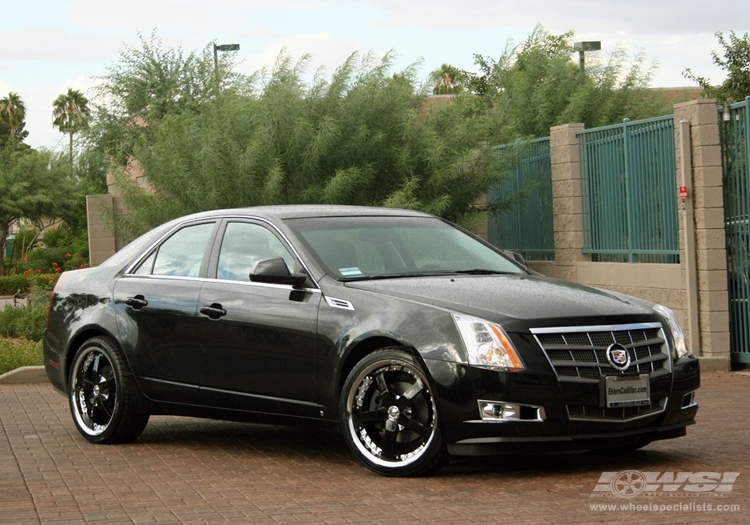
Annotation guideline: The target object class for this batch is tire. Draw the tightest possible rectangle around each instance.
[340,348,448,476]
[68,336,150,444]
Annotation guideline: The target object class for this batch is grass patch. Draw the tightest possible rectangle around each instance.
[0,337,43,376]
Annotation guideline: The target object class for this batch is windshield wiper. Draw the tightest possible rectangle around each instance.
[341,272,432,282]
[451,269,517,275]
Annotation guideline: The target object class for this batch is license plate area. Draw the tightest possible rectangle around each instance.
[603,374,650,408]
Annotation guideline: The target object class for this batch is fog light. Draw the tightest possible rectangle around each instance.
[478,400,545,422]
[682,391,697,408]
[482,403,505,419]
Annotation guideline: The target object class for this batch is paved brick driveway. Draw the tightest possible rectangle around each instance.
[1,372,748,524]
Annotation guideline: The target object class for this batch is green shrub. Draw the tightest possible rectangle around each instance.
[30,274,60,291]
[0,337,43,376]
[0,274,59,295]
[0,291,50,341]
[0,275,30,295]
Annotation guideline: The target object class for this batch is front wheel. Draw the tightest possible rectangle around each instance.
[68,336,149,444]
[340,349,448,476]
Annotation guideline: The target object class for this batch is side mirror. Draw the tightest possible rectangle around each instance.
[250,257,308,287]
[502,250,528,268]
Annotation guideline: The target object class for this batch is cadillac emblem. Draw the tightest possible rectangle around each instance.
[606,343,631,372]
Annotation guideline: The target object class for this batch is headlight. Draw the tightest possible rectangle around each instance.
[653,304,690,359]
[452,314,524,370]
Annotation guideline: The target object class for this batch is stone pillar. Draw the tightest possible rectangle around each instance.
[86,195,117,266]
[548,123,589,281]
[673,99,730,371]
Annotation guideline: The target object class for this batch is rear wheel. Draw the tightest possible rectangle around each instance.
[68,336,149,444]
[340,349,448,476]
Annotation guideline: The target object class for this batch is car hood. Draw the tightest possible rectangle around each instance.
[343,274,656,330]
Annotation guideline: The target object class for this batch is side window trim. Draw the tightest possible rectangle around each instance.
[208,219,299,282]
[126,220,219,278]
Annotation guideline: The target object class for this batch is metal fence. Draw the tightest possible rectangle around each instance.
[720,97,750,365]
[487,138,554,261]
[578,116,680,263]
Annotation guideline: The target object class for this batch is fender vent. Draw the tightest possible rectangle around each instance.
[325,297,354,310]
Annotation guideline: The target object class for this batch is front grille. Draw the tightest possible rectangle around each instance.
[531,322,671,384]
[567,397,668,422]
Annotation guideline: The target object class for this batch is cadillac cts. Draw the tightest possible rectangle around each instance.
[43,206,700,476]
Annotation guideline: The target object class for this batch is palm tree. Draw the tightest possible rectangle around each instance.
[52,88,91,167]
[428,64,467,95]
[0,92,27,149]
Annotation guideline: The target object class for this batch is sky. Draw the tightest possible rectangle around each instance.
[1,0,747,151]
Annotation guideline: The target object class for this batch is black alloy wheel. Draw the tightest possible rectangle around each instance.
[340,348,448,476]
[68,337,149,444]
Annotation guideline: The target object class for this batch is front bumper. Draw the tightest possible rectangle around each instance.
[424,355,700,456]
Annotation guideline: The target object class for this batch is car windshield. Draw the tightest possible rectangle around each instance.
[286,216,524,280]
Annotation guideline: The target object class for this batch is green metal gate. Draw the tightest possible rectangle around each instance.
[487,138,554,261]
[578,116,680,263]
[720,97,750,365]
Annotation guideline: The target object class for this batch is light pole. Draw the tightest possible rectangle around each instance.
[213,43,240,73]
[573,41,601,76]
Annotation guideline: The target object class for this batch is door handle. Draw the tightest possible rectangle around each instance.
[200,303,227,320]
[125,295,148,309]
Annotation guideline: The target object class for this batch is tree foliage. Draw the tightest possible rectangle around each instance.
[0,92,30,150]
[683,30,750,104]
[53,88,92,167]
[97,44,516,239]
[88,31,249,166]
[428,64,469,94]
[465,26,670,141]
[0,149,82,275]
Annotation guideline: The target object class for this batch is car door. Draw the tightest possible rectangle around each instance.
[113,220,217,403]
[197,220,322,417]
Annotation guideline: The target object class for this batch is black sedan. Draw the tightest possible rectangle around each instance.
[43,205,699,476]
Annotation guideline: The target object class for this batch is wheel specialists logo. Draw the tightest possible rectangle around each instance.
[591,471,740,498]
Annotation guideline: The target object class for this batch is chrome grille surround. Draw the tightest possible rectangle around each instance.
[531,322,671,422]
[530,322,671,384]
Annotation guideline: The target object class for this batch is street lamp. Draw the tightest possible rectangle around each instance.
[213,43,240,72]
[573,41,601,75]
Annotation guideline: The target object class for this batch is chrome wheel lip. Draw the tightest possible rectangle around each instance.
[70,348,115,437]
[345,359,437,469]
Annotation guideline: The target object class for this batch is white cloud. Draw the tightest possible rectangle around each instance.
[3,0,747,149]
[236,31,381,79]
[340,0,747,36]
[0,27,122,63]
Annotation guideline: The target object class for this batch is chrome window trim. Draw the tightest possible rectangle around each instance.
[119,272,321,294]
[119,274,207,284]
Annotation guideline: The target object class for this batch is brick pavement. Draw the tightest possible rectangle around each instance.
[1,372,748,524]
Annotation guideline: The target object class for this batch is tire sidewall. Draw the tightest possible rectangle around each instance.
[68,337,127,444]
[339,348,446,476]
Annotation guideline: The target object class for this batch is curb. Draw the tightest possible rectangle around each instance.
[0,366,47,384]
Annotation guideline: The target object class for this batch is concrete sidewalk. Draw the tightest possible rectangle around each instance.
[1,372,748,524]
[0,294,26,309]
[0,365,47,384]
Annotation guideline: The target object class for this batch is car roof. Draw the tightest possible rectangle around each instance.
[98,205,436,270]
[181,205,434,221]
